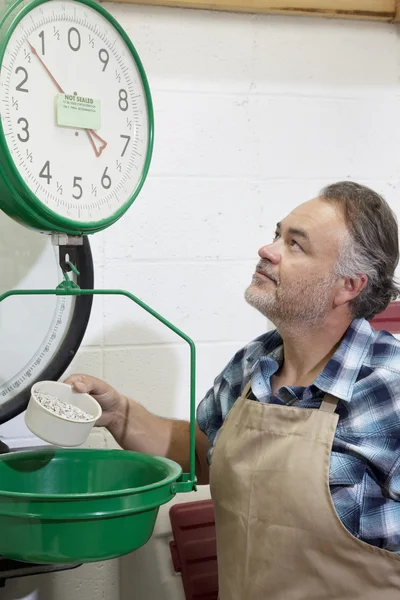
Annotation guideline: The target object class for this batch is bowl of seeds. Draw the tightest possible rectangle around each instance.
[25,380,102,447]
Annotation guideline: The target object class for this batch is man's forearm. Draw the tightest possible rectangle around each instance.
[108,395,210,484]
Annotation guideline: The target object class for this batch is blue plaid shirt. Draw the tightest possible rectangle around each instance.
[197,318,400,552]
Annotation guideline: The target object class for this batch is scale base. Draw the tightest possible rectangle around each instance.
[0,440,9,454]
[0,557,80,587]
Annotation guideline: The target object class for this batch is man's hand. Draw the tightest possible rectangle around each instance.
[63,374,125,430]
[63,373,210,484]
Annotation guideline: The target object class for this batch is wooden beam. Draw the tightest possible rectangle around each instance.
[106,0,397,21]
[392,0,400,19]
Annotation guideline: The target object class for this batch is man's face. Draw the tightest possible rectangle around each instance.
[245,197,350,328]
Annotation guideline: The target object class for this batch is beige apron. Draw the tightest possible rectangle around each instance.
[209,383,400,600]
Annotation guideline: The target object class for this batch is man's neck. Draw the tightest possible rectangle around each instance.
[271,316,352,392]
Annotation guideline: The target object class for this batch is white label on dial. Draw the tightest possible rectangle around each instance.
[57,93,101,131]
[0,0,149,224]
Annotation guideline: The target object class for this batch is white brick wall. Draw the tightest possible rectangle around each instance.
[2,4,400,599]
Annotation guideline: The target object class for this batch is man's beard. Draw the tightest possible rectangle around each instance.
[244,261,337,329]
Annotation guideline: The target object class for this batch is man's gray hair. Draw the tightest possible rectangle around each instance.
[320,181,400,321]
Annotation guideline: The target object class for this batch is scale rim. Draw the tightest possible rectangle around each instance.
[0,0,154,235]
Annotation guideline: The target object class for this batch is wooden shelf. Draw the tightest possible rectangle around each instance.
[105,0,400,22]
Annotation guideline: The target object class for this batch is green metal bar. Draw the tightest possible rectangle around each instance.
[66,261,80,277]
[0,287,197,490]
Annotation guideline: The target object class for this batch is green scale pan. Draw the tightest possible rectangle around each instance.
[0,448,183,564]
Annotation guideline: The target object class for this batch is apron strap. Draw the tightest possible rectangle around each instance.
[243,382,339,413]
[243,382,253,399]
[319,393,339,413]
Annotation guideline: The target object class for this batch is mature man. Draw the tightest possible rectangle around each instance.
[67,181,400,599]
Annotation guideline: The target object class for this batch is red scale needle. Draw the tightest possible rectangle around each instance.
[28,42,107,158]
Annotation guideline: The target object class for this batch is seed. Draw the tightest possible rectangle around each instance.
[35,392,94,422]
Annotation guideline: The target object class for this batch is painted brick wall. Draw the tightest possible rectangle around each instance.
[2,4,400,599]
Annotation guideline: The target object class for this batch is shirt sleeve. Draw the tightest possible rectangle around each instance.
[196,332,275,464]
[196,342,262,463]
[196,367,227,458]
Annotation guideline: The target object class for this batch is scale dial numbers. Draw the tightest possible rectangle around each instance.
[0,0,152,231]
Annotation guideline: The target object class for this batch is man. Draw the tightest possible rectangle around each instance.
[67,181,400,599]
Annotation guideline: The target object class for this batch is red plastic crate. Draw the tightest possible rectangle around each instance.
[370,302,400,333]
[169,500,218,600]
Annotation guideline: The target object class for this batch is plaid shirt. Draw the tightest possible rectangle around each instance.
[197,318,400,552]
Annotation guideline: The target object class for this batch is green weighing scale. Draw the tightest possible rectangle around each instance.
[0,0,197,567]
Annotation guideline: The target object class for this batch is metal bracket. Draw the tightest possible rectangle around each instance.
[58,246,79,274]
[56,279,81,293]
[171,473,197,494]
[53,233,84,274]
[51,233,83,247]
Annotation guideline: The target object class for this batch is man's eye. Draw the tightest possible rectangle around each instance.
[273,232,279,240]
[290,239,302,250]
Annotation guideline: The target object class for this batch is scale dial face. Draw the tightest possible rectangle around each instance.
[0,0,153,234]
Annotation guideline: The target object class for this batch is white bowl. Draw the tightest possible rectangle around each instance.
[25,380,102,447]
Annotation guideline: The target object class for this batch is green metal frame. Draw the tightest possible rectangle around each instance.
[0,0,194,492]
[0,273,197,494]
[0,0,154,235]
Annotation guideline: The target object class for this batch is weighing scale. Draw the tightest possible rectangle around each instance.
[0,0,197,580]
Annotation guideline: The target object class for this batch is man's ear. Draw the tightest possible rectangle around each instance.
[334,274,368,308]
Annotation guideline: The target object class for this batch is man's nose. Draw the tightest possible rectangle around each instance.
[258,243,280,264]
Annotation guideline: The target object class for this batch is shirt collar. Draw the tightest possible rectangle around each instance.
[245,329,282,366]
[249,318,375,403]
[314,318,375,402]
